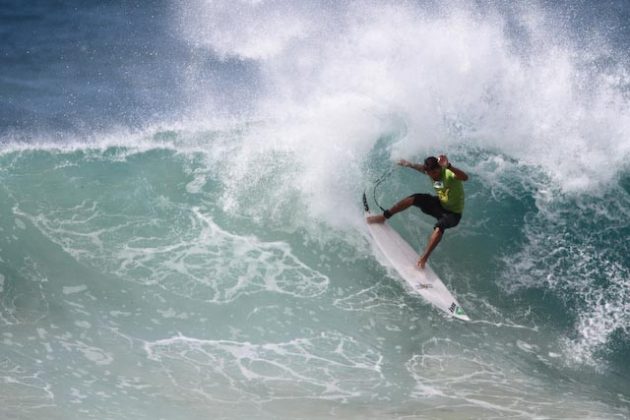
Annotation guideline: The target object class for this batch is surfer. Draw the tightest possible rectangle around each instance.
[367,155,468,269]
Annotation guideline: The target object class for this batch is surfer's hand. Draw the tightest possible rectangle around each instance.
[438,155,449,168]
[397,159,411,168]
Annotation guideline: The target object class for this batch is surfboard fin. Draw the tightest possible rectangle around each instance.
[362,192,370,212]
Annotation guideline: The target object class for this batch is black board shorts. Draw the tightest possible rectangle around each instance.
[409,193,462,233]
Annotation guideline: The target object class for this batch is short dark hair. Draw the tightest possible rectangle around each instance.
[424,156,439,171]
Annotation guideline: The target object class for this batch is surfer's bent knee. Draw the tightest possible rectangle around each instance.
[434,212,462,232]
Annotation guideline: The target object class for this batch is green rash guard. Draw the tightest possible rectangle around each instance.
[433,167,465,214]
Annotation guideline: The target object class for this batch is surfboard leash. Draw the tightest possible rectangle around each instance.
[372,167,393,213]
[363,166,393,213]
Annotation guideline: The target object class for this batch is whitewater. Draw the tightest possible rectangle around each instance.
[1,1,629,418]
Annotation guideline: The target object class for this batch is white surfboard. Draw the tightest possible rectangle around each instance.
[365,208,470,321]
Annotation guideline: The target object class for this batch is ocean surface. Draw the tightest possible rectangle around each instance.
[1,1,629,419]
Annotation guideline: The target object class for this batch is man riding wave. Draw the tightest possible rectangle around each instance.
[367,155,469,269]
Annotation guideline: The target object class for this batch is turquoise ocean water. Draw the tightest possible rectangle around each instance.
[1,1,629,418]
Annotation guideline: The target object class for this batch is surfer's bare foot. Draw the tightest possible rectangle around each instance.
[417,255,428,269]
[367,214,385,224]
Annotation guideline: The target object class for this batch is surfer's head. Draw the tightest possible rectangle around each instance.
[424,156,441,180]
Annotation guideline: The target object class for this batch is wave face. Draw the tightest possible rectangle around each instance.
[1,1,629,418]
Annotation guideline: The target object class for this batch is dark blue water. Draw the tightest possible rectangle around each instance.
[1,1,629,418]
[1,0,260,133]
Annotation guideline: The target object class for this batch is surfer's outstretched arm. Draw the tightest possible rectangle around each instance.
[417,227,443,269]
[398,159,426,173]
